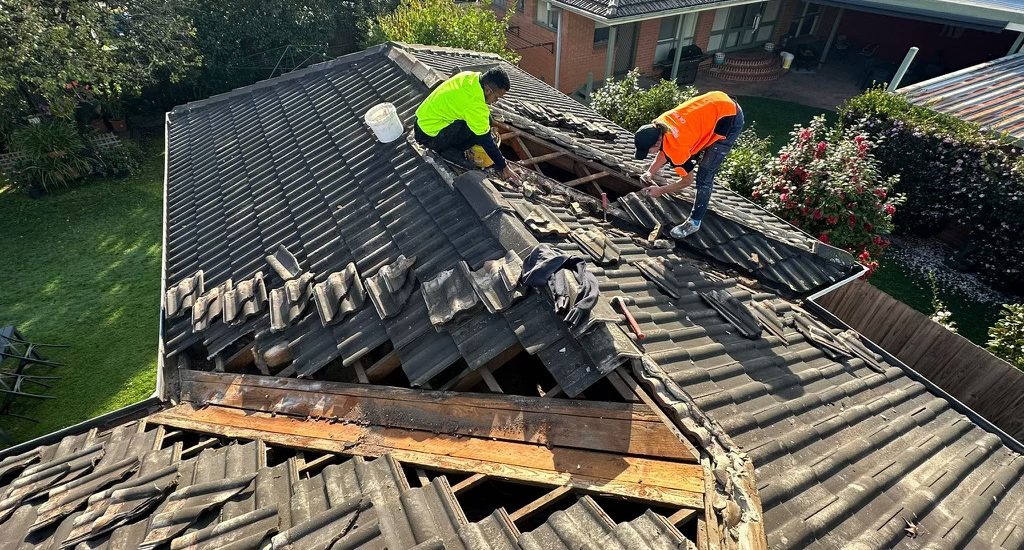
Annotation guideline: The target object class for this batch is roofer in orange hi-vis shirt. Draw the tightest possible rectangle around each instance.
[633,91,744,239]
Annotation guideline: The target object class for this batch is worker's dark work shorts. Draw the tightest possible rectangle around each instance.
[413,119,475,154]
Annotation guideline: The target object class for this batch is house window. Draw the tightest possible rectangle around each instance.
[493,0,524,11]
[788,1,821,37]
[594,24,610,46]
[654,14,697,63]
[536,0,559,29]
[707,0,781,52]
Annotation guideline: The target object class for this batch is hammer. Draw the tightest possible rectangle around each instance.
[612,296,645,341]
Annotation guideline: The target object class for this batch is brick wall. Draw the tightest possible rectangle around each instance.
[634,18,662,77]
[497,2,557,84]
[694,9,716,51]
[772,0,801,44]
[555,10,611,93]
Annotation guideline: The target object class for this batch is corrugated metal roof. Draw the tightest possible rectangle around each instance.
[901,53,1024,142]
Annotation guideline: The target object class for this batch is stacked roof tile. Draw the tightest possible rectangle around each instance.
[0,417,691,549]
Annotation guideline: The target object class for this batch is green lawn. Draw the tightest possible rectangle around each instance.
[735,95,838,150]
[869,250,1003,346]
[0,142,163,444]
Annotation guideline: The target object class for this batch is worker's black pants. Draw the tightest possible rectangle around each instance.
[413,120,475,153]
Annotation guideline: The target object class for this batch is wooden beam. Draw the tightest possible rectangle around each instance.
[149,403,705,509]
[479,368,504,394]
[177,370,694,462]
[365,350,401,382]
[443,344,523,392]
[605,371,640,403]
[509,485,573,523]
[562,171,609,187]
[181,437,219,459]
[540,384,563,398]
[451,473,488,495]
[496,122,639,192]
[297,452,337,474]
[667,508,699,527]
[415,469,431,487]
[498,129,521,141]
[519,151,565,166]
[352,361,370,384]
[617,370,702,461]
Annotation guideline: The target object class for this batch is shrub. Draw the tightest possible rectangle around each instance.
[373,0,520,63]
[590,69,697,132]
[988,304,1024,370]
[717,126,772,198]
[927,271,956,332]
[750,115,902,274]
[9,122,94,193]
[92,140,144,177]
[841,89,1024,290]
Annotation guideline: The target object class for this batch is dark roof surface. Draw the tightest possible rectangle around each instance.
[405,45,1024,549]
[0,415,692,549]
[901,53,1024,142]
[550,0,732,20]
[12,41,1023,550]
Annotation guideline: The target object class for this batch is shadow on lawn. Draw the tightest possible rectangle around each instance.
[0,154,163,444]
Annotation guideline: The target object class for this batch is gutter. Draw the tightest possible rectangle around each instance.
[154,112,171,401]
[550,0,763,26]
[0,397,163,460]
[804,263,868,302]
[803,299,1024,455]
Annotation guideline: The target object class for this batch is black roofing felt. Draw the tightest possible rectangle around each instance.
[0,418,691,549]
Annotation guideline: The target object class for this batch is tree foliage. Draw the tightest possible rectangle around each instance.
[372,0,520,63]
[988,303,1024,370]
[590,69,696,132]
[0,0,201,131]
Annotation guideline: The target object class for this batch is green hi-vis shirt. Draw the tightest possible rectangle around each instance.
[415,71,491,137]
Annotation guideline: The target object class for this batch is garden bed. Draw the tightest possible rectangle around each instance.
[871,236,1013,346]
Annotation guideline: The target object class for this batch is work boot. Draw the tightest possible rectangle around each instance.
[670,218,701,239]
[438,148,476,170]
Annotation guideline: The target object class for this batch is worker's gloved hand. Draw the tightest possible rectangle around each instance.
[642,186,666,198]
[502,165,520,183]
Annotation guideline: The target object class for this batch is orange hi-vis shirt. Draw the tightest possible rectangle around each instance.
[655,91,737,176]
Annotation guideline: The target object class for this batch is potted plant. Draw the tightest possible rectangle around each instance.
[105,100,127,133]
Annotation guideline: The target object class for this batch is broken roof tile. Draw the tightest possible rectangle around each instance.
[269,273,315,332]
[191,280,233,332]
[365,254,417,320]
[266,244,303,282]
[569,228,621,265]
[30,456,141,533]
[139,473,258,549]
[0,443,104,522]
[270,496,373,550]
[171,505,280,550]
[422,266,481,327]
[699,289,762,340]
[222,271,268,326]
[165,271,204,319]
[466,251,524,314]
[313,263,366,326]
[510,201,570,238]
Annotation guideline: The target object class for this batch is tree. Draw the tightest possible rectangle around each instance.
[372,0,520,63]
[0,0,200,134]
[590,69,696,132]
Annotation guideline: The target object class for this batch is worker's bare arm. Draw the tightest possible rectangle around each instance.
[644,171,694,198]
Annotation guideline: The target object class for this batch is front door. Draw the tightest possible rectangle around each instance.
[614,22,639,75]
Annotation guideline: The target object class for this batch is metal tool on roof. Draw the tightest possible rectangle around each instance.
[612,296,645,340]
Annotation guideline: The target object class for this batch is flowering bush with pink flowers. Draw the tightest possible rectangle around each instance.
[750,115,902,275]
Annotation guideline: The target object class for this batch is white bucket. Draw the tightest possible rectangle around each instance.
[780,51,795,70]
[364,102,403,143]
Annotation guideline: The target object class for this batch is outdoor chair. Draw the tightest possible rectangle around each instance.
[0,326,68,369]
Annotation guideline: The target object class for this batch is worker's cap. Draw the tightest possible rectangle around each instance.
[634,124,661,160]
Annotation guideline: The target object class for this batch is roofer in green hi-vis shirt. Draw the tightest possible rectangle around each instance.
[413,67,518,181]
